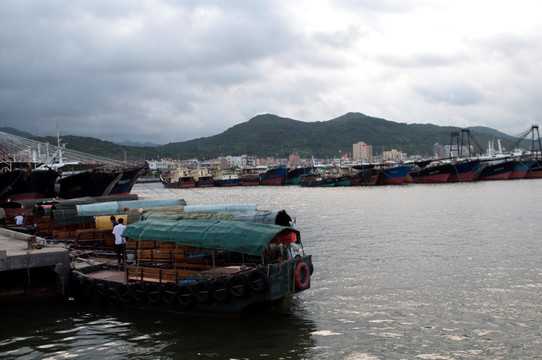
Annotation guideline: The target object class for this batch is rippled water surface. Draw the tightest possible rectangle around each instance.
[1,180,542,359]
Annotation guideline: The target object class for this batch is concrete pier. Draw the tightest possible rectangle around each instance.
[0,228,70,302]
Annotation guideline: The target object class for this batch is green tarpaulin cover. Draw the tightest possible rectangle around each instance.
[122,219,299,256]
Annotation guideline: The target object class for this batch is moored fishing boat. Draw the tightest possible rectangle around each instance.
[448,159,481,182]
[509,158,534,180]
[285,167,312,185]
[524,158,542,179]
[213,169,240,186]
[350,165,378,186]
[298,171,338,187]
[56,168,122,199]
[238,167,266,186]
[409,161,453,183]
[379,165,411,185]
[160,168,196,189]
[334,175,351,186]
[70,218,313,315]
[191,168,214,187]
[0,168,59,201]
[299,173,328,187]
[0,169,26,200]
[110,166,147,195]
[478,158,515,181]
[259,166,288,186]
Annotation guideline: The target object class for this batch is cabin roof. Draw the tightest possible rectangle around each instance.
[122,219,299,256]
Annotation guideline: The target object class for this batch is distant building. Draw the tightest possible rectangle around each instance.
[263,157,279,166]
[382,149,407,161]
[243,155,259,168]
[215,156,240,168]
[433,143,471,159]
[288,153,301,167]
[147,160,173,172]
[433,143,446,158]
[352,141,373,162]
[208,158,222,169]
[450,145,471,158]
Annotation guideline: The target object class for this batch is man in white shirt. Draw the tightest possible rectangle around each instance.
[112,218,127,265]
[15,213,24,226]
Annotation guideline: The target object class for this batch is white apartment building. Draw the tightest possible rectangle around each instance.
[352,141,373,162]
[382,149,407,161]
[147,160,173,172]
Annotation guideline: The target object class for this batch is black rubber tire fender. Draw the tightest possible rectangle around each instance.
[94,283,107,303]
[247,269,270,293]
[116,283,132,304]
[228,275,249,298]
[210,278,230,302]
[107,287,120,306]
[194,281,212,303]
[146,283,162,304]
[162,282,178,305]
[176,284,195,307]
[131,283,146,303]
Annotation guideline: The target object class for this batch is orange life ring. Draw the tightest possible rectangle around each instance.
[295,262,310,290]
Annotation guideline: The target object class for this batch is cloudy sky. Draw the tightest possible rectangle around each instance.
[1,0,541,145]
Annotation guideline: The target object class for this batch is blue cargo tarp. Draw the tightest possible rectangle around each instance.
[76,199,186,216]
[122,219,299,256]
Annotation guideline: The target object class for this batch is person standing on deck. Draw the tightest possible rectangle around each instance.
[0,207,5,227]
[275,210,292,227]
[112,218,127,265]
[15,213,24,226]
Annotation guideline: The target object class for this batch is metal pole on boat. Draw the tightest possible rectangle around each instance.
[212,250,216,277]
[123,238,129,283]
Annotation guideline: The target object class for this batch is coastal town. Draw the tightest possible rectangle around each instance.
[152,128,542,187]
[3,124,542,200]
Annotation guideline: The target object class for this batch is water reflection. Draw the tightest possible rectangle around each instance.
[0,297,317,359]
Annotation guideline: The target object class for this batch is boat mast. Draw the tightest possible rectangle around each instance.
[531,125,542,157]
[56,127,64,165]
[461,129,472,158]
[450,131,460,158]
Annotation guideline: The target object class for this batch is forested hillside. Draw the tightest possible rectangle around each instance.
[1,113,525,160]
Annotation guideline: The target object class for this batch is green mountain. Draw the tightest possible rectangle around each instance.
[1,113,529,160]
[155,113,523,159]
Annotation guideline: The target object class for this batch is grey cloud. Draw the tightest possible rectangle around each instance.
[377,52,465,68]
[415,82,484,106]
[0,0,540,145]
[0,1,302,143]
[336,0,421,13]
[312,24,366,48]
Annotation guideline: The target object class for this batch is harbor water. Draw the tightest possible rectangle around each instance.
[1,180,542,359]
